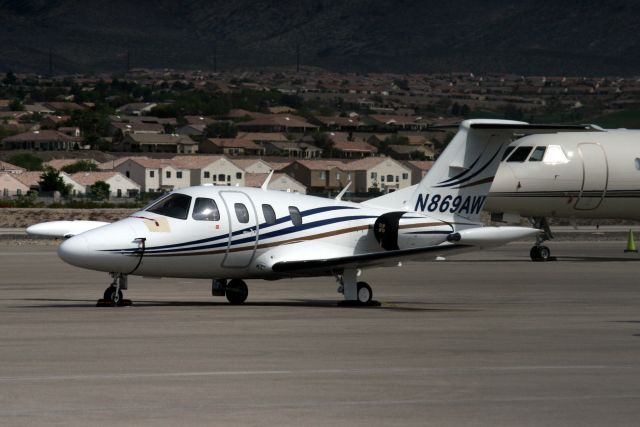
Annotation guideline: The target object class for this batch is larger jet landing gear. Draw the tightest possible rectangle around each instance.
[336,269,380,307]
[529,217,556,262]
[98,273,132,307]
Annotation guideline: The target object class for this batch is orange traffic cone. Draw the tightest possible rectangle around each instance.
[624,229,638,253]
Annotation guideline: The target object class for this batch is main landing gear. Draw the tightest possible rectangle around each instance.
[97,273,132,307]
[212,278,249,305]
[529,217,556,262]
[336,269,380,307]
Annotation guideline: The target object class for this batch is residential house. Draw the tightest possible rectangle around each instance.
[282,160,349,194]
[172,155,245,187]
[12,171,85,196]
[230,158,274,174]
[345,157,412,193]
[236,114,318,133]
[387,144,434,160]
[116,102,157,116]
[44,158,98,171]
[58,127,82,138]
[244,173,306,194]
[263,141,322,158]
[177,124,206,137]
[0,160,25,174]
[237,132,289,144]
[113,157,163,192]
[71,171,141,198]
[121,134,198,153]
[199,138,265,156]
[403,160,434,185]
[0,173,29,197]
[2,130,81,150]
[109,121,164,136]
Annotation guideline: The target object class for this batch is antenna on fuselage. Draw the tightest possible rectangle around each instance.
[261,170,275,190]
[335,181,352,201]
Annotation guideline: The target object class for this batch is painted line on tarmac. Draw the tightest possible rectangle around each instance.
[1,365,639,383]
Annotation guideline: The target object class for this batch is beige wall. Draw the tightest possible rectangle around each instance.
[198,158,245,187]
[355,159,412,192]
[0,173,29,196]
[159,166,191,190]
[268,176,306,194]
[105,174,141,197]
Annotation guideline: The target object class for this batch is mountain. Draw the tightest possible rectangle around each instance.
[1,0,639,75]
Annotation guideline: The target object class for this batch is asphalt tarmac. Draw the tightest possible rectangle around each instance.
[2,241,640,426]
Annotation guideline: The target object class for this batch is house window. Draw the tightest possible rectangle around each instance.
[149,170,155,177]
[117,189,122,197]
[336,173,341,180]
[381,175,385,182]
[177,171,183,179]
[166,171,172,178]
[234,203,250,223]
[192,198,220,221]
[262,204,276,225]
[204,171,210,178]
[227,175,231,181]
[289,206,302,226]
[125,171,130,178]
[402,173,408,180]
[16,189,21,196]
[387,174,394,182]
[371,172,377,179]
[218,174,225,181]
[347,173,351,180]
[236,172,242,179]
[320,171,326,179]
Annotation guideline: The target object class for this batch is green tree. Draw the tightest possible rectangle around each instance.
[39,169,69,196]
[61,160,97,174]
[311,132,335,158]
[2,71,17,85]
[89,181,110,200]
[8,153,43,171]
[9,99,23,111]
[205,122,238,138]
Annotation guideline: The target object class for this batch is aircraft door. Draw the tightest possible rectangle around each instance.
[574,143,608,210]
[220,191,259,268]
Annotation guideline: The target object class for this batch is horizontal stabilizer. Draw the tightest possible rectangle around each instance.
[26,220,109,238]
[433,123,603,133]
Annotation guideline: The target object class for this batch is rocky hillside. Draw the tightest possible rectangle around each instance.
[1,0,639,75]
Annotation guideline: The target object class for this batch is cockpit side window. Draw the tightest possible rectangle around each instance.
[235,203,250,223]
[262,204,276,225]
[543,145,570,164]
[192,198,220,221]
[146,193,192,220]
[501,146,515,161]
[528,146,546,162]
[289,206,302,226]
[506,146,533,162]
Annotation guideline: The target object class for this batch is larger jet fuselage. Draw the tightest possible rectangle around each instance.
[486,130,640,220]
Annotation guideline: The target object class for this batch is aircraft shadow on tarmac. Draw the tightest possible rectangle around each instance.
[15,298,476,312]
[448,256,640,263]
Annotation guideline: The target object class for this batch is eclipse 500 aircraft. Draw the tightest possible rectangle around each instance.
[485,126,640,261]
[29,119,555,306]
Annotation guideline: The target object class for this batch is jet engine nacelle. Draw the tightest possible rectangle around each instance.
[373,212,453,251]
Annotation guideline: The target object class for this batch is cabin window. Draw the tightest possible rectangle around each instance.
[262,204,276,225]
[528,146,546,162]
[501,146,515,161]
[543,145,570,164]
[234,203,250,223]
[146,193,192,220]
[506,146,533,162]
[192,198,220,221]
[289,206,302,226]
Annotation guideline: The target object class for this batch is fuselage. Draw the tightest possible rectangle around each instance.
[58,186,458,279]
[486,130,640,220]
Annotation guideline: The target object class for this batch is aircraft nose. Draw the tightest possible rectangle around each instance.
[58,235,90,266]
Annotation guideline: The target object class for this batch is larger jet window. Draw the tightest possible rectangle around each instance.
[146,193,192,220]
[528,146,546,162]
[506,146,533,162]
[235,203,250,223]
[262,204,277,225]
[192,198,220,221]
[289,206,302,226]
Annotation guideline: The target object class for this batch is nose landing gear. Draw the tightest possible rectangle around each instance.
[97,273,132,307]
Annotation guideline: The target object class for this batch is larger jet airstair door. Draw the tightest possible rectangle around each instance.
[220,191,259,268]
[574,143,608,210]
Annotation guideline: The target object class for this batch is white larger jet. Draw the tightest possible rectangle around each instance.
[485,126,640,261]
[29,119,553,306]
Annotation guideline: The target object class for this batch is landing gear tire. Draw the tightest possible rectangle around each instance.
[356,282,373,304]
[225,279,248,305]
[103,287,123,305]
[530,245,551,262]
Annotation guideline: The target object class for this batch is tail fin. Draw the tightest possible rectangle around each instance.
[410,119,526,222]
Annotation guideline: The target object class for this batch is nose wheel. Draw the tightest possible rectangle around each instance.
[97,273,132,307]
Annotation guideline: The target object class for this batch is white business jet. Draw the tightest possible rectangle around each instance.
[485,126,640,261]
[28,119,546,306]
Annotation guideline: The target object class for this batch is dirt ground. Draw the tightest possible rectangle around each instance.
[0,208,136,228]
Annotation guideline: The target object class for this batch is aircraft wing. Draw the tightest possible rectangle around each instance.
[432,122,603,133]
[270,243,472,276]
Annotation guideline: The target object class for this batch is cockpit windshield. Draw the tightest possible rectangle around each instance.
[146,193,192,220]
